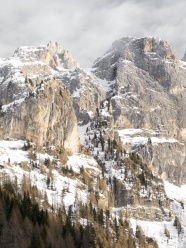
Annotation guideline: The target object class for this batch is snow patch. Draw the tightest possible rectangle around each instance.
[78,122,91,144]
[118,129,178,146]
[67,154,100,174]
[2,98,25,112]
[0,140,29,164]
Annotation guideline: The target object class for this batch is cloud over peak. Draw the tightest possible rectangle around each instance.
[1,0,186,67]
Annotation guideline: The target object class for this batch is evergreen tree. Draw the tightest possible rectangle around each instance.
[30,231,41,248]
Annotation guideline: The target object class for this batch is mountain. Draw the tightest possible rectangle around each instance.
[93,36,186,185]
[0,37,186,247]
[0,41,105,151]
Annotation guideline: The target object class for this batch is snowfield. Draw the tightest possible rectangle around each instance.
[0,140,29,164]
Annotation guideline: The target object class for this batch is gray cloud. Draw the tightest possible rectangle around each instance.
[0,0,186,67]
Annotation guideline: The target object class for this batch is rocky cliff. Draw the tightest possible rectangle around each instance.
[0,79,79,151]
[0,42,80,152]
[92,36,186,184]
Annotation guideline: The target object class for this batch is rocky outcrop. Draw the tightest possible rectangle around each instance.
[14,41,80,69]
[0,41,79,105]
[182,51,186,62]
[128,136,186,185]
[93,37,181,87]
[13,42,105,124]
[93,37,182,137]
[0,79,79,152]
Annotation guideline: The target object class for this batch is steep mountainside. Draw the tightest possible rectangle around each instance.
[92,36,186,185]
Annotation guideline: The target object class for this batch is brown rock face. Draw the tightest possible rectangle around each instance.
[0,79,79,152]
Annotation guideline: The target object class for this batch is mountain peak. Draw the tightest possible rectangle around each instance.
[93,36,178,83]
[47,41,64,53]
[94,36,178,66]
[13,41,79,69]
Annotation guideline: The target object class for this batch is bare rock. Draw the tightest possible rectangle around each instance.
[0,79,79,152]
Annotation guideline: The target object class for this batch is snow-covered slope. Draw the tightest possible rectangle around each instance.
[0,139,104,211]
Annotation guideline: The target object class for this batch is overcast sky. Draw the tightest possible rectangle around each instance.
[1,0,186,67]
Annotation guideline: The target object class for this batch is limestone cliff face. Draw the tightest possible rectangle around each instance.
[92,36,186,184]
[93,37,184,136]
[12,42,105,125]
[138,141,186,184]
[93,37,180,87]
[0,42,81,152]
[0,41,105,152]
[0,79,79,152]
